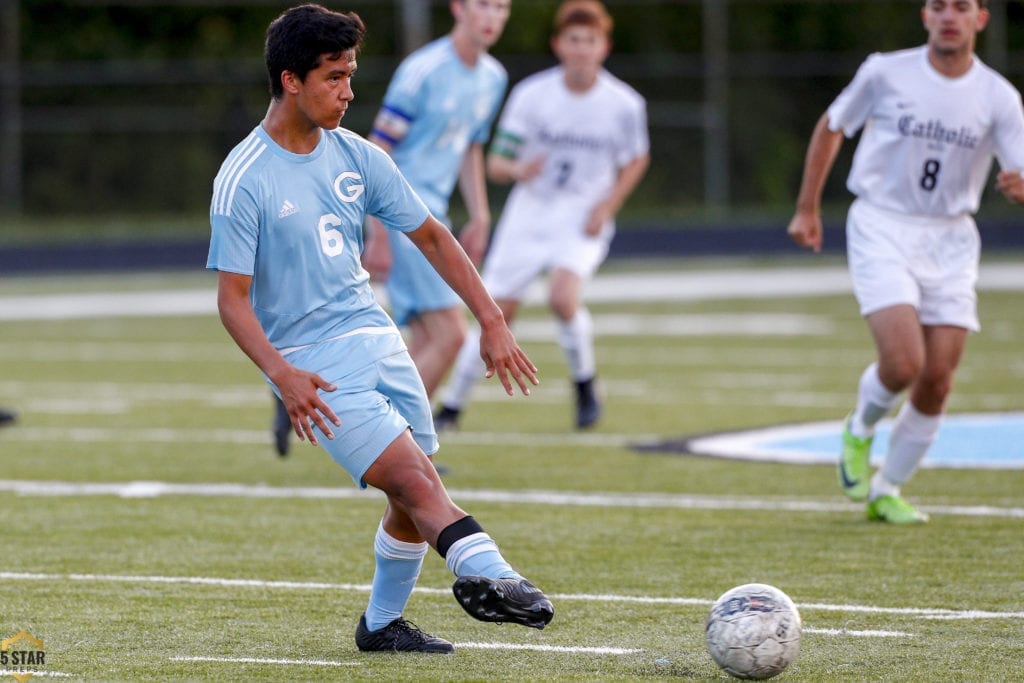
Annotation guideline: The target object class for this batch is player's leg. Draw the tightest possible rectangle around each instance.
[866,210,979,523]
[383,228,466,399]
[357,501,450,652]
[867,324,967,524]
[839,305,923,501]
[373,352,551,629]
[550,267,600,429]
[841,200,923,501]
[270,393,290,457]
[0,407,16,427]
[434,213,540,428]
[363,431,553,630]
[435,298,521,430]
[405,306,468,399]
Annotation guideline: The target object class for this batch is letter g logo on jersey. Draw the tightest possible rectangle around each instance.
[333,172,364,203]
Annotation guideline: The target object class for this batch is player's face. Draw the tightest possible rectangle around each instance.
[453,0,511,50]
[552,25,611,76]
[293,50,358,130]
[922,0,989,56]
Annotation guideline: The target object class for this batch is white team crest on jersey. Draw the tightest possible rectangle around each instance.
[278,199,299,218]
[333,172,365,203]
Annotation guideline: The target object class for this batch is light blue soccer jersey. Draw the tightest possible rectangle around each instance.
[207,124,430,352]
[372,36,507,218]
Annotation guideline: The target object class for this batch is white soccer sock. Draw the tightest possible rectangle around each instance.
[850,362,900,438]
[441,327,486,410]
[870,401,942,499]
[557,308,595,381]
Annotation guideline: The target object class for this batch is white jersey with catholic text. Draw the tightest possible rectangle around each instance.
[491,66,648,214]
[479,66,648,300]
[828,45,1024,218]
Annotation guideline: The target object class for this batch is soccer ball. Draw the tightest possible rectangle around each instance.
[705,583,802,680]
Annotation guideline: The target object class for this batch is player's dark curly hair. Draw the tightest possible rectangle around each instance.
[264,4,366,100]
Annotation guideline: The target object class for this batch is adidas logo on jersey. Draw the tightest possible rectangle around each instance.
[278,200,298,218]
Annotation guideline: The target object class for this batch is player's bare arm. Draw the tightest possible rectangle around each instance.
[361,217,393,281]
[216,271,340,444]
[361,131,398,280]
[584,152,650,236]
[789,113,845,252]
[485,151,544,185]
[405,217,539,395]
[456,143,492,265]
[995,169,1024,205]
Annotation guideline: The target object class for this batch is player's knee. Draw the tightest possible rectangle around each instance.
[548,294,576,321]
[881,354,923,389]
[388,463,447,510]
[916,371,955,407]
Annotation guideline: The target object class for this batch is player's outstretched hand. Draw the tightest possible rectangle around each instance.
[786,211,823,253]
[996,169,1024,205]
[479,322,539,397]
[274,368,341,446]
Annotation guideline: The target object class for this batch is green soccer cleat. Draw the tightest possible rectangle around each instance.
[866,495,929,524]
[838,415,872,501]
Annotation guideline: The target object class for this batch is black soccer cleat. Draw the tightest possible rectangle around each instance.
[272,395,290,457]
[452,576,554,630]
[355,614,454,654]
[0,409,16,428]
[433,405,461,433]
[574,378,602,429]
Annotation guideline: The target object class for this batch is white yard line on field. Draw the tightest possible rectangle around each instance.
[171,656,359,667]
[0,570,1019,623]
[0,478,1022,519]
[1,263,1022,321]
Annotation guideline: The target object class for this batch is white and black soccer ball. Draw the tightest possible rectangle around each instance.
[705,583,802,680]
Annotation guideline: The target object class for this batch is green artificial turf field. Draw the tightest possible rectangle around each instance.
[0,258,1021,681]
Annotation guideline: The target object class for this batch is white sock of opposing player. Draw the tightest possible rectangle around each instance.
[850,362,900,438]
[441,327,486,410]
[869,401,941,500]
[557,308,595,381]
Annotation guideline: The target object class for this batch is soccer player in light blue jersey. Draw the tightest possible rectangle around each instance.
[361,0,511,400]
[208,4,552,653]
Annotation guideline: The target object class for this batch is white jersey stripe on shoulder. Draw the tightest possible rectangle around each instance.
[215,136,266,217]
[213,133,261,214]
[396,44,448,96]
[214,134,265,216]
[220,142,265,217]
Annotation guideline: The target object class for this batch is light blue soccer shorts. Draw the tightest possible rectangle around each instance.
[384,226,462,326]
[272,332,439,488]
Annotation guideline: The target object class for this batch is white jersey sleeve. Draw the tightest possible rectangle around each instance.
[827,52,882,138]
[991,81,1024,173]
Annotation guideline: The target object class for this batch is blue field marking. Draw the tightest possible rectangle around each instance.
[665,412,1024,469]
